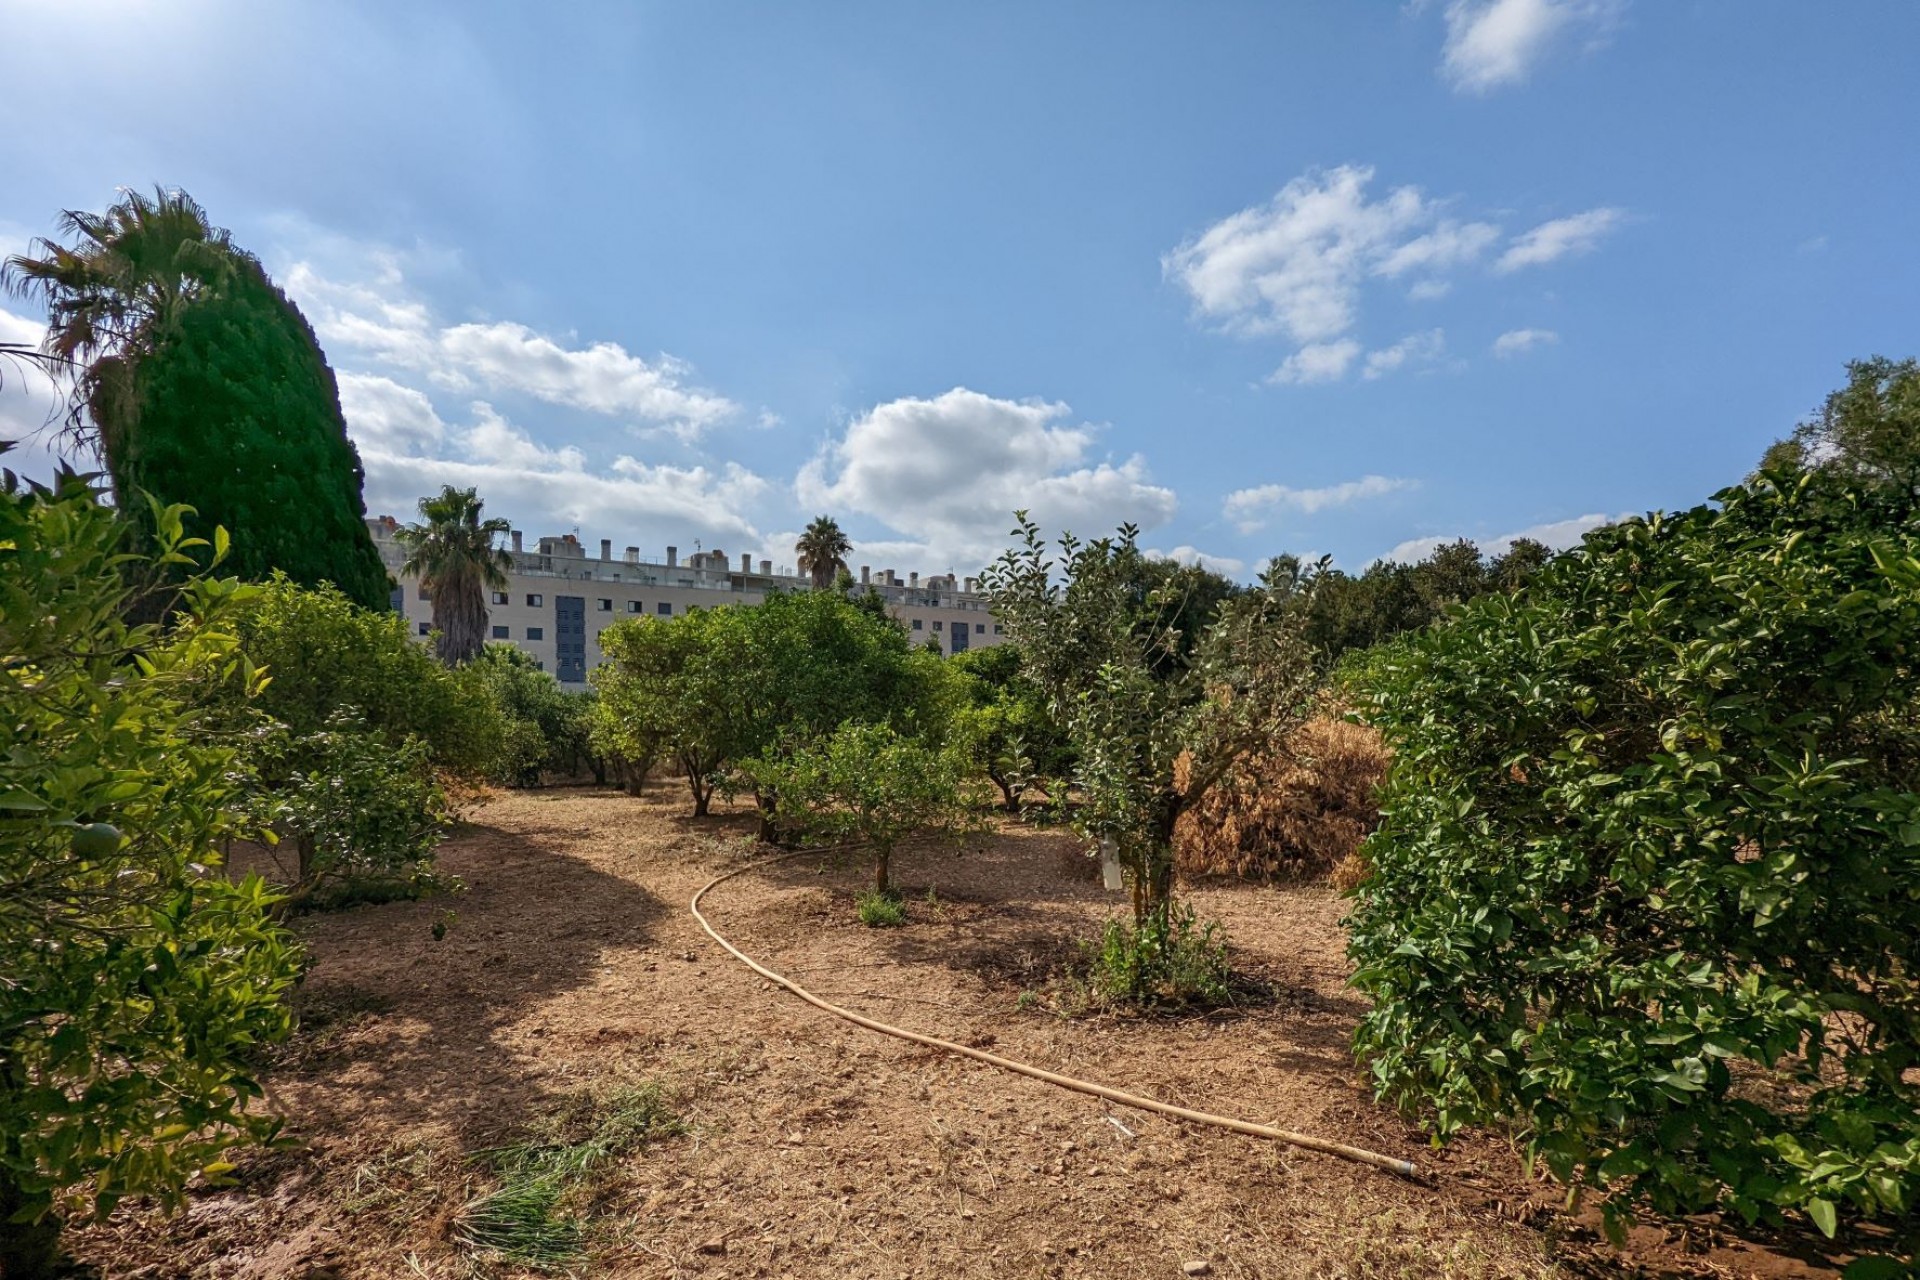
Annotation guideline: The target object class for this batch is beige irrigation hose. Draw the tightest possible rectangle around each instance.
[690,853,1420,1181]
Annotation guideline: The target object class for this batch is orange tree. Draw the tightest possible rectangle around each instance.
[984,516,1321,1000]
[0,463,299,1277]
[1350,472,1920,1252]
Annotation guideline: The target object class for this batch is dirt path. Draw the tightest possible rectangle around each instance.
[74,787,1849,1279]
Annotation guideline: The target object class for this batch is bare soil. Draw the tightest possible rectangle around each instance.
[71,786,1870,1279]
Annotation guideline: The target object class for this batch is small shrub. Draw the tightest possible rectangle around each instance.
[1087,903,1230,1007]
[258,715,455,909]
[1174,715,1389,880]
[856,889,908,927]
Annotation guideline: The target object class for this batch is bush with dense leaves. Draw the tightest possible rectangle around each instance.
[235,574,504,778]
[742,720,977,893]
[254,715,453,908]
[0,466,300,1277]
[595,590,957,820]
[1349,472,1920,1242]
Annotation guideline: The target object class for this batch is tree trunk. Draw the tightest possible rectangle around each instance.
[691,778,710,817]
[755,791,781,843]
[0,1148,65,1279]
[875,846,892,895]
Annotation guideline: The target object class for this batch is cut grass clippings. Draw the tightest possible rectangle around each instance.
[456,1081,684,1271]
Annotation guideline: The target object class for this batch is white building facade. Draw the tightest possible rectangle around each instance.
[368,519,1005,684]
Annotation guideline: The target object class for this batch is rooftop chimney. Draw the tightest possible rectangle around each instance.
[860,566,870,585]
[760,559,772,575]
[963,576,977,593]
[741,552,752,572]
[625,546,639,563]
[600,538,612,561]
[910,571,920,587]
[666,545,678,568]
[511,530,523,553]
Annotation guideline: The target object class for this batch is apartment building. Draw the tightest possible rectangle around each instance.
[368,518,1004,684]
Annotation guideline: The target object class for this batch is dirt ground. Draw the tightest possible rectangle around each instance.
[71,786,1869,1279]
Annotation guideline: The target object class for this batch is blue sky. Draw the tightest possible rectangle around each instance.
[2,0,1915,578]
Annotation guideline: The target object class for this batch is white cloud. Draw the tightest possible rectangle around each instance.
[1164,166,1441,344]
[1436,0,1625,94]
[1495,208,1624,272]
[797,387,1178,573]
[1148,545,1247,576]
[1385,510,1625,563]
[1223,474,1415,534]
[344,392,771,553]
[1269,339,1362,385]
[1491,327,1560,357]
[1169,165,1619,385]
[1363,329,1447,380]
[336,372,449,454]
[283,255,739,440]
[1375,221,1502,278]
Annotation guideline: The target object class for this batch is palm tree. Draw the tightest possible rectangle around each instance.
[1,186,244,465]
[397,486,513,665]
[795,515,852,591]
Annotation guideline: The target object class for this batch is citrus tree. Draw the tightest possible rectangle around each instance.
[743,721,976,894]
[0,463,300,1277]
[984,517,1322,991]
[1349,472,1920,1244]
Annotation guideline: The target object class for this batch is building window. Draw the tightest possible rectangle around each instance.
[597,598,613,612]
[416,585,430,601]
[993,624,1003,635]
[491,625,508,639]
[491,591,508,605]
[526,626,544,640]
[526,593,544,607]
[975,623,985,634]
[417,621,431,636]
[933,619,943,632]
[628,600,644,613]
[656,602,672,616]
[912,618,923,630]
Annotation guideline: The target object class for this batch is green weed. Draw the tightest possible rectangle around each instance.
[856,889,908,927]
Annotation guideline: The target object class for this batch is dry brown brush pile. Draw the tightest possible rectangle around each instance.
[1175,716,1388,884]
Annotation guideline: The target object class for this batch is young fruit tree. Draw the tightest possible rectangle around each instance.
[0,464,301,1278]
[743,721,976,895]
[982,516,1322,990]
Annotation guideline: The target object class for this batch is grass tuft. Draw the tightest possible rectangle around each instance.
[856,889,908,927]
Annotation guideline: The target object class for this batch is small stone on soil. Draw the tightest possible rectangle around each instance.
[1182,1262,1212,1276]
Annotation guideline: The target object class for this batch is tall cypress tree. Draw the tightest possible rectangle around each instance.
[113,258,390,610]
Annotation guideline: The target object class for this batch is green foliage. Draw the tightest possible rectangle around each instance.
[594,589,952,819]
[1758,356,1920,507]
[235,575,503,778]
[1280,537,1553,663]
[743,721,976,893]
[1087,904,1230,1007]
[115,254,389,610]
[856,889,909,927]
[470,644,595,786]
[984,519,1321,938]
[951,643,1072,812]
[0,464,300,1272]
[256,715,453,908]
[1348,472,1920,1237]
